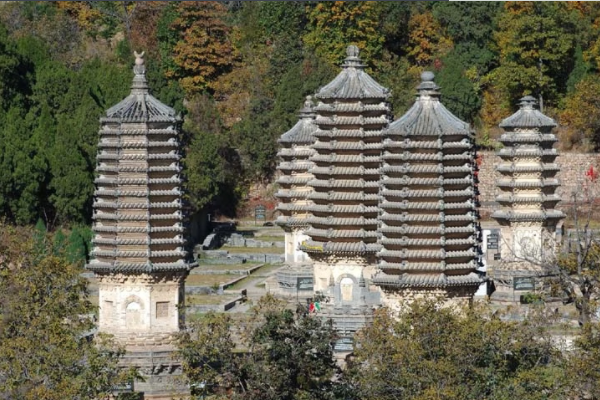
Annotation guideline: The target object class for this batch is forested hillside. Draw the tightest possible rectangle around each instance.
[1,1,600,228]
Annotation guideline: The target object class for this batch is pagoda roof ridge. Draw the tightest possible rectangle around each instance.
[388,72,470,136]
[103,52,179,122]
[499,96,557,129]
[316,45,390,100]
[278,96,317,144]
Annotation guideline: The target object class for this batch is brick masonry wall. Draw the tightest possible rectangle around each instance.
[477,151,600,218]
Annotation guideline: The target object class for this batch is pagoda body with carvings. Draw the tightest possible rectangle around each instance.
[87,52,195,398]
[490,96,564,302]
[275,97,317,293]
[302,45,389,334]
[373,72,481,305]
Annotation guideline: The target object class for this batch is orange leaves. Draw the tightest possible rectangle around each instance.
[55,2,102,31]
[169,1,237,95]
[560,75,600,150]
[407,11,452,69]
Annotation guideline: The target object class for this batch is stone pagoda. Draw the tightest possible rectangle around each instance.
[373,72,481,306]
[87,52,195,398]
[490,96,564,302]
[301,45,389,334]
[275,96,317,294]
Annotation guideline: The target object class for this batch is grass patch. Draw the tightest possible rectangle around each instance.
[227,277,253,290]
[253,263,284,276]
[186,293,239,306]
[224,246,284,254]
[193,263,260,272]
[186,274,239,286]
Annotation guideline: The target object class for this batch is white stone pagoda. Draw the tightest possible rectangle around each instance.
[490,96,564,302]
[275,96,316,264]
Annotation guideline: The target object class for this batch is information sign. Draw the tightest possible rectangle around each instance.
[334,337,354,352]
[513,277,535,291]
[487,233,499,250]
[297,277,314,291]
[255,205,266,219]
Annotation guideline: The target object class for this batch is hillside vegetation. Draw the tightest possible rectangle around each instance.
[1,1,600,227]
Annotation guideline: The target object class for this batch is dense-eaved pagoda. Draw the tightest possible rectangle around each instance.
[275,96,316,264]
[275,96,317,293]
[301,45,389,333]
[490,96,564,302]
[87,52,195,398]
[372,72,481,305]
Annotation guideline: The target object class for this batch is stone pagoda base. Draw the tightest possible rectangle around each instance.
[121,348,188,399]
[276,263,315,298]
[489,264,544,304]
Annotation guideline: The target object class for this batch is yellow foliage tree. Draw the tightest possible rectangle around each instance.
[560,74,600,150]
[168,1,237,95]
[304,1,383,67]
[55,2,103,32]
[406,10,453,70]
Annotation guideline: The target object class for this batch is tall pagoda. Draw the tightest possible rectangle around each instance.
[87,52,195,398]
[490,96,564,302]
[275,96,316,264]
[274,96,317,294]
[373,72,481,305]
[302,45,389,333]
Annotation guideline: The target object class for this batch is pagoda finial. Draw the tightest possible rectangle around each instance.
[342,44,365,69]
[134,51,145,75]
[416,70,440,98]
[298,95,315,119]
[519,95,537,110]
[131,50,148,93]
[304,95,313,108]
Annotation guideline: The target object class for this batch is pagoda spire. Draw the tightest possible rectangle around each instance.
[131,50,149,94]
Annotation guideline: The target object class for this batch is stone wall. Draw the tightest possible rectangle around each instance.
[477,151,600,218]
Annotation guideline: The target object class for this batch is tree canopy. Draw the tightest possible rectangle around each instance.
[1,1,600,225]
[0,222,132,399]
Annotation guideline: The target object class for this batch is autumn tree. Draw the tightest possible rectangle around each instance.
[560,74,600,150]
[348,299,567,400]
[304,1,384,67]
[129,1,169,56]
[0,222,133,399]
[405,9,452,71]
[168,1,237,95]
